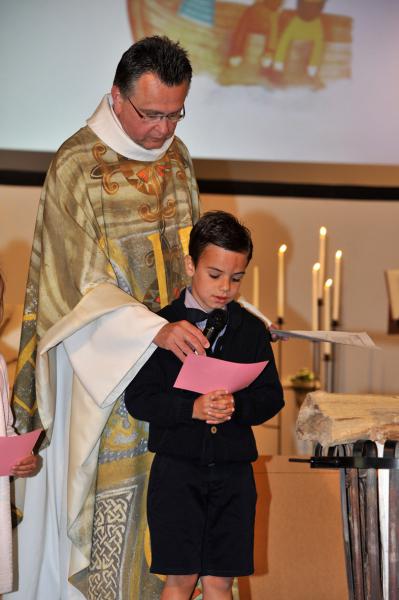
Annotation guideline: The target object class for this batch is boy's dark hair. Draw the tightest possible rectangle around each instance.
[113,36,192,97]
[189,211,253,265]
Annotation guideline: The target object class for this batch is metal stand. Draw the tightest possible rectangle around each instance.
[322,353,334,392]
[312,298,323,382]
[276,316,283,455]
[312,341,320,382]
[317,297,323,326]
[290,440,399,600]
[331,318,339,392]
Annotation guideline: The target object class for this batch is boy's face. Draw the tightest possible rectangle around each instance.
[185,243,248,311]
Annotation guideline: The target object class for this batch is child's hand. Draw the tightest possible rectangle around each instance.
[11,454,40,478]
[193,390,235,424]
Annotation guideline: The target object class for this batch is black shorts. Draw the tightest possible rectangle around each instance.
[147,454,257,577]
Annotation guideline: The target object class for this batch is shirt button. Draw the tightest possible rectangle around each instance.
[210,426,217,434]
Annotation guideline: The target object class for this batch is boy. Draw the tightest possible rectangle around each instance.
[124,211,284,600]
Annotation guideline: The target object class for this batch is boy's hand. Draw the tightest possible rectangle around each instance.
[193,390,235,424]
[11,454,40,478]
[154,321,210,362]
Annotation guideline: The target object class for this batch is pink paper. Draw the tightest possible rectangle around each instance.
[173,354,268,394]
[0,429,42,476]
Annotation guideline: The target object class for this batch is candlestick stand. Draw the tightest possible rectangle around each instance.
[331,319,339,392]
[312,342,320,382]
[312,298,323,380]
[276,316,284,454]
[322,353,333,392]
[317,297,323,323]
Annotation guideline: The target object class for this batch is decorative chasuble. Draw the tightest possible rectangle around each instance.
[13,126,199,433]
[12,125,200,599]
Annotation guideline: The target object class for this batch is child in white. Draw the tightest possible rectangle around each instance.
[0,273,38,594]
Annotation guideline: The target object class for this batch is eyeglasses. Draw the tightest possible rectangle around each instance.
[127,97,185,123]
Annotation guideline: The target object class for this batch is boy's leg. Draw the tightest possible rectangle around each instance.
[161,574,199,600]
[201,575,234,599]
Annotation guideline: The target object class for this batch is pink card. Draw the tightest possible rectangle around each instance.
[173,354,268,394]
[0,429,42,476]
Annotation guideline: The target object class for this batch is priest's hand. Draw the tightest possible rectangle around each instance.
[154,320,209,362]
[11,454,40,478]
[193,390,235,424]
[269,323,289,342]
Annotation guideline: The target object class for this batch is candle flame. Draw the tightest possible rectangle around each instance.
[335,250,342,259]
[279,244,287,254]
[324,278,333,288]
[320,226,327,237]
[313,262,320,272]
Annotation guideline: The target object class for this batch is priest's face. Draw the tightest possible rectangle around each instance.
[112,73,189,150]
[185,244,248,312]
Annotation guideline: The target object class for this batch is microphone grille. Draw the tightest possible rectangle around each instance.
[207,308,228,330]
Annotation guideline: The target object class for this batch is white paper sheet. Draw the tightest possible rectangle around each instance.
[269,329,377,349]
[0,429,42,476]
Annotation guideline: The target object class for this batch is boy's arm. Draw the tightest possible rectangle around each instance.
[124,350,195,426]
[232,329,284,426]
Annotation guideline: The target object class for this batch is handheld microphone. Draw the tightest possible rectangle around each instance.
[202,309,228,350]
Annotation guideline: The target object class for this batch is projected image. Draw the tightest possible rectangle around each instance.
[1,0,397,165]
[127,0,352,91]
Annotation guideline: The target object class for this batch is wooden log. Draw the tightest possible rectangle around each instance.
[296,391,399,447]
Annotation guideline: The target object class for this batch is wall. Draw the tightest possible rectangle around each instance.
[0,185,40,380]
[201,194,399,396]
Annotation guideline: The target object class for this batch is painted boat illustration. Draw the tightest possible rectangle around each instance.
[127,0,352,88]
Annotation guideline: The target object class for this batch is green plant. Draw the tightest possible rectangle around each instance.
[290,367,316,384]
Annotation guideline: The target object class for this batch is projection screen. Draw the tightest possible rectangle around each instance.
[1,0,398,185]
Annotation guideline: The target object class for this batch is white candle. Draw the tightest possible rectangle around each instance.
[318,227,327,300]
[252,265,259,309]
[332,250,342,324]
[277,244,287,320]
[312,262,320,330]
[323,278,333,355]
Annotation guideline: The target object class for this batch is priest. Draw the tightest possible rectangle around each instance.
[8,36,209,599]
